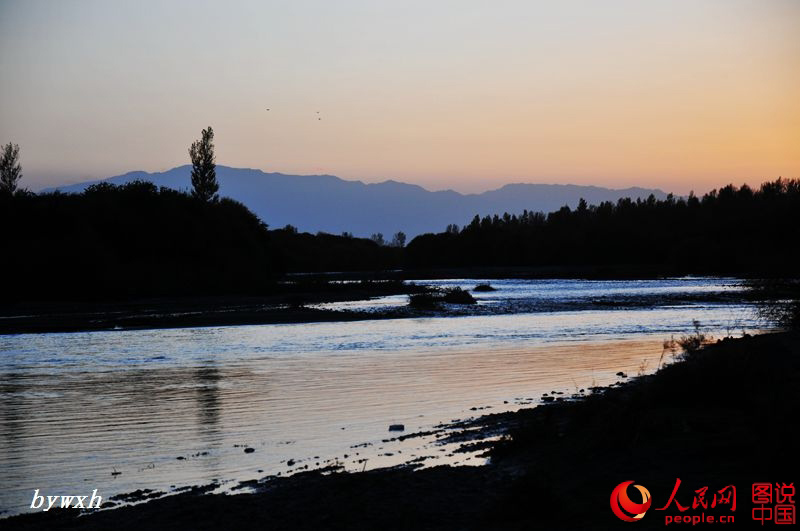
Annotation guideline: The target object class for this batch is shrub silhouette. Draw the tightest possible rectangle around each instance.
[408,287,476,309]
[442,287,477,304]
[748,278,800,330]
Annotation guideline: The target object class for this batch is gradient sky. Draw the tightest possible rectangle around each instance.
[1,0,798,194]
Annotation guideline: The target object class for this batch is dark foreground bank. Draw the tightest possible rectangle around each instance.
[4,331,799,530]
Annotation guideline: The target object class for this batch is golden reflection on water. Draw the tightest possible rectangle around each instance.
[1,335,669,515]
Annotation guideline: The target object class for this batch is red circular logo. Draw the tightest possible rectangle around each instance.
[611,481,652,522]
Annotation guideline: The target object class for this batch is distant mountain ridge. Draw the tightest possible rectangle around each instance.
[48,166,668,238]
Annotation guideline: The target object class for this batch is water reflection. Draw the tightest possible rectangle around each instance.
[0,278,763,515]
[195,364,222,437]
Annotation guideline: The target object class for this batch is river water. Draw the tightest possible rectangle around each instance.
[0,278,760,515]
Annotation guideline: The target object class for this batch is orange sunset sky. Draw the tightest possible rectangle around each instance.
[0,0,798,194]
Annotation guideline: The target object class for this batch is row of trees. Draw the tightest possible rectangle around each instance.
[1,180,278,301]
[406,179,800,277]
[2,127,409,299]
[1,127,259,301]
[370,232,406,248]
[3,129,798,293]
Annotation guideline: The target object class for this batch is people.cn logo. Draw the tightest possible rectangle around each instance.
[610,481,652,522]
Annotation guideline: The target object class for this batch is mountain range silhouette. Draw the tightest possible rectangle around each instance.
[49,166,668,237]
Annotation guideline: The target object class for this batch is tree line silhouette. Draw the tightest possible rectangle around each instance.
[0,130,399,302]
[0,181,403,302]
[405,179,800,277]
[1,181,279,301]
[2,129,798,302]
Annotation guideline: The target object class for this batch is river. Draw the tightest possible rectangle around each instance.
[0,277,761,515]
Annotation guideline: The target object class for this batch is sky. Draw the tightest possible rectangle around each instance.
[0,0,798,194]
